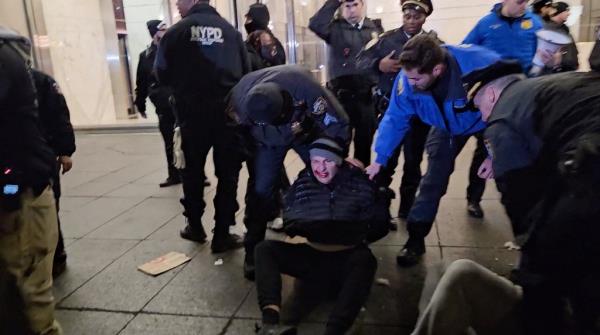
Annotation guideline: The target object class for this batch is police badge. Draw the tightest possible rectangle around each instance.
[312,97,327,115]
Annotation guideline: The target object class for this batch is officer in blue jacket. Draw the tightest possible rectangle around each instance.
[228,65,350,280]
[365,35,500,267]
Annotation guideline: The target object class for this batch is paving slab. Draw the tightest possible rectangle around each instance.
[60,239,200,312]
[119,314,228,335]
[55,310,133,335]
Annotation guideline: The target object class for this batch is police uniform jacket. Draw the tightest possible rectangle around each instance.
[32,70,76,158]
[308,0,379,84]
[135,44,172,112]
[374,44,501,166]
[463,3,543,72]
[155,3,250,105]
[0,31,55,195]
[357,28,441,96]
[229,65,350,148]
[283,163,390,245]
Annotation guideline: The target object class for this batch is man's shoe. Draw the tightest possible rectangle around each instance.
[203,179,211,187]
[396,237,425,267]
[389,220,398,231]
[244,255,255,281]
[211,234,243,253]
[180,224,207,243]
[256,323,297,335]
[467,201,484,218]
[160,177,181,188]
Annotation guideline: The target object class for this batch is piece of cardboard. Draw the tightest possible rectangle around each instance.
[138,251,191,276]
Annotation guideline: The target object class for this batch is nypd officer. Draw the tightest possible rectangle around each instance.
[365,34,501,267]
[356,0,437,220]
[309,0,380,166]
[227,65,350,280]
[155,0,250,252]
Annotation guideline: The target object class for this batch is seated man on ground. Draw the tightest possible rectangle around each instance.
[253,137,390,335]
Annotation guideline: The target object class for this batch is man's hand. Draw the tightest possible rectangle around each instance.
[136,103,147,119]
[538,48,562,68]
[366,162,382,180]
[345,158,365,170]
[378,50,402,73]
[477,157,494,179]
[58,155,73,174]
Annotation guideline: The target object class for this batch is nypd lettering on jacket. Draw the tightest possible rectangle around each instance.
[190,26,224,45]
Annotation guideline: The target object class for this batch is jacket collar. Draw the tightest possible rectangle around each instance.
[188,3,220,17]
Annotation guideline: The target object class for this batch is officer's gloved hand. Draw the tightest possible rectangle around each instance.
[136,103,147,119]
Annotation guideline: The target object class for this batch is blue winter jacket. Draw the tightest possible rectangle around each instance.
[374,45,501,166]
[463,3,543,72]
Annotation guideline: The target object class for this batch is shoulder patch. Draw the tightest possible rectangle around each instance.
[521,19,533,30]
[312,97,327,115]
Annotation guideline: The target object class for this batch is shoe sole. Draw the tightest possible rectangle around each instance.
[211,243,244,254]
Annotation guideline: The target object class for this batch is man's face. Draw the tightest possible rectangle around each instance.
[405,66,441,91]
[402,8,427,35]
[473,86,498,122]
[176,0,198,17]
[341,0,364,25]
[311,156,339,184]
[553,10,570,24]
[502,0,528,17]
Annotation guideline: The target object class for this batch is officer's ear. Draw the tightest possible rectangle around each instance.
[432,63,444,78]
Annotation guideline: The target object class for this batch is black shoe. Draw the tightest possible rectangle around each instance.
[180,224,207,243]
[256,323,297,335]
[467,201,484,218]
[203,179,211,187]
[211,234,243,253]
[396,238,425,267]
[160,177,181,188]
[52,259,67,278]
[389,220,398,231]
[244,255,255,281]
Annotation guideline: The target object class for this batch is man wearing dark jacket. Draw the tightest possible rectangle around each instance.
[228,65,350,280]
[31,69,76,277]
[254,138,389,335]
[0,26,62,335]
[135,20,180,188]
[244,3,286,71]
[309,0,380,166]
[155,0,250,252]
[542,2,579,73]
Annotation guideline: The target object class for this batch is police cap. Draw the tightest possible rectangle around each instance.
[246,82,284,125]
[462,60,523,102]
[401,0,433,16]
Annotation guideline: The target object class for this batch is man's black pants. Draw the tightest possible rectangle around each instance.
[51,168,65,265]
[255,240,377,335]
[156,108,178,180]
[337,91,376,166]
[178,100,240,239]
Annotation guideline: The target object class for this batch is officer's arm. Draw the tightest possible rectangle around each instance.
[154,34,171,86]
[45,76,76,157]
[462,20,484,45]
[374,77,414,166]
[308,0,342,43]
[237,32,252,75]
[318,89,351,148]
[356,38,384,74]
[134,53,149,111]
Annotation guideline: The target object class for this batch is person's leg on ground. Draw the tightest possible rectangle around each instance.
[466,132,487,218]
[412,259,523,335]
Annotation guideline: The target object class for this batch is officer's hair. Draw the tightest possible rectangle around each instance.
[399,34,445,74]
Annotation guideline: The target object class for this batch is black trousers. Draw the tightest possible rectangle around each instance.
[51,167,66,264]
[467,135,488,204]
[337,92,377,166]
[255,240,377,335]
[156,109,178,180]
[376,118,430,216]
[178,101,240,238]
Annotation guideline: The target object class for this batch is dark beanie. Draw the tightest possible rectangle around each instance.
[532,0,553,13]
[246,82,283,124]
[309,138,345,166]
[246,3,270,30]
[146,20,162,38]
[551,2,569,16]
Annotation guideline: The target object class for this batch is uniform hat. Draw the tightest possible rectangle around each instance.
[532,0,553,12]
[551,2,570,16]
[146,20,162,37]
[462,60,523,102]
[309,138,345,166]
[401,0,433,16]
[246,82,283,124]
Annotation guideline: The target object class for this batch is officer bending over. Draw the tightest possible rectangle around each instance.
[254,138,389,335]
[365,35,501,267]
[228,65,350,280]
[155,0,250,252]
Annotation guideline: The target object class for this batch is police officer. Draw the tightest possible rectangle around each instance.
[244,3,286,71]
[465,64,600,334]
[356,0,437,220]
[227,65,350,280]
[309,0,380,166]
[365,35,501,267]
[135,20,182,188]
[0,26,63,334]
[32,69,76,278]
[155,0,250,252]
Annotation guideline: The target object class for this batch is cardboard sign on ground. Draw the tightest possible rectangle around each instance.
[138,252,191,276]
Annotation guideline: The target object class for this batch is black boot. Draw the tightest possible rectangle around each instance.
[211,233,243,253]
[160,176,181,188]
[244,253,255,281]
[179,221,207,243]
[255,323,297,335]
[396,236,425,267]
[467,201,484,218]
